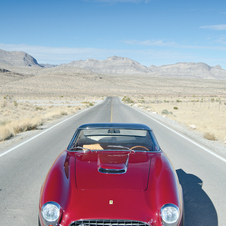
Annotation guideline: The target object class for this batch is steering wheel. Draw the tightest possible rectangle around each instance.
[130,146,149,151]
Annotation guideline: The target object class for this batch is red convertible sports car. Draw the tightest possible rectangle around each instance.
[39,123,184,226]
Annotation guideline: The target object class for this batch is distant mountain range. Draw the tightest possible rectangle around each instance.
[149,62,226,80]
[64,56,150,74]
[1,49,226,80]
[0,49,55,68]
[0,49,40,67]
[65,56,226,79]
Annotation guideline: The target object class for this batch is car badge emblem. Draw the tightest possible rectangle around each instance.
[109,200,113,205]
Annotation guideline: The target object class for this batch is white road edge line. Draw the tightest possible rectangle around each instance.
[133,107,226,163]
[0,107,92,158]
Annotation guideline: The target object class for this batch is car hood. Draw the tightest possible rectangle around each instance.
[75,151,151,191]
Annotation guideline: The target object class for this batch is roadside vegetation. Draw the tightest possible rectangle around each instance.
[122,96,134,104]
[0,96,92,142]
[125,95,226,144]
[81,101,95,106]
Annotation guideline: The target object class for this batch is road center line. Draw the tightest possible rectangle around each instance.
[110,98,113,122]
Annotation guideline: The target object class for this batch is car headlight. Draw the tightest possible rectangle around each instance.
[41,201,61,226]
[160,204,180,226]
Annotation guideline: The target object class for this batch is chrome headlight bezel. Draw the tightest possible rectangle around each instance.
[160,203,180,226]
[41,201,62,226]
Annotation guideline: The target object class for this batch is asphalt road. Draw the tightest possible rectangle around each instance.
[0,97,225,226]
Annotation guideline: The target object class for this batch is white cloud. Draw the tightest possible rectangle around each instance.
[123,39,226,50]
[200,24,226,31]
[124,39,176,46]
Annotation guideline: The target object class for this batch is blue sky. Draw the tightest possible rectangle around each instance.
[1,0,226,68]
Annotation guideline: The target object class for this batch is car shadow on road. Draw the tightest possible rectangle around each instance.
[176,169,218,226]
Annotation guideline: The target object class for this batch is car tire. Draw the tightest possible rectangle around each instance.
[38,216,41,226]
[181,210,185,226]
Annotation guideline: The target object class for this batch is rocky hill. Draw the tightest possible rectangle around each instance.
[149,62,226,80]
[63,56,226,79]
[64,56,150,74]
[0,49,41,67]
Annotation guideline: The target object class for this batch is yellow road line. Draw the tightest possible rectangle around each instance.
[110,98,113,122]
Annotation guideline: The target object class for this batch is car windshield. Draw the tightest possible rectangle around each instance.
[68,128,160,152]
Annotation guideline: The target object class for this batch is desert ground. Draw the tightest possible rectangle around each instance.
[127,95,226,142]
[1,66,226,145]
[0,95,99,142]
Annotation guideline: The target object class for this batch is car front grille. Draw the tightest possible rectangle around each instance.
[70,220,149,226]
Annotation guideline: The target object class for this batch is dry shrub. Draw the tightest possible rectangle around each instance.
[0,126,13,141]
[43,111,66,121]
[161,109,172,115]
[0,100,84,142]
[0,112,65,141]
[11,118,43,134]
[61,111,67,116]
[74,106,81,111]
[0,118,43,141]
[203,132,217,141]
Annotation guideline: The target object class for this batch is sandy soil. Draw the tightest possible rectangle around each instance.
[127,96,226,143]
[0,67,226,144]
[0,94,100,142]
